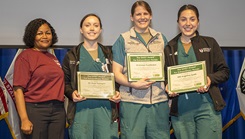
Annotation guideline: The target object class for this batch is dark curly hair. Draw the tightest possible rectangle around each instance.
[23,18,58,48]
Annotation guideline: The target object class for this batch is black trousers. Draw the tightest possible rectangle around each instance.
[24,100,66,139]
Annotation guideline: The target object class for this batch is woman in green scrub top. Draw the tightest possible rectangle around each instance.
[164,4,230,139]
[62,13,121,139]
[112,1,170,139]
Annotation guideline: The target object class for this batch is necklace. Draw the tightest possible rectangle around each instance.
[180,36,191,44]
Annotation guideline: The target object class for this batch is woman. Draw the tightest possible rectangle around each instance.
[13,18,66,139]
[112,1,169,139]
[62,13,121,139]
[164,4,230,139]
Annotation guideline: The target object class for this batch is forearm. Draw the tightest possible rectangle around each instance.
[14,89,29,122]
[114,71,133,87]
[112,61,134,88]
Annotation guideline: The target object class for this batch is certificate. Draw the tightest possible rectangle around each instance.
[167,61,207,93]
[77,72,115,98]
[126,53,164,81]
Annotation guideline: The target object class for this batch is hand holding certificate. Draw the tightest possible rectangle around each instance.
[167,61,207,94]
[126,53,164,81]
[77,72,116,99]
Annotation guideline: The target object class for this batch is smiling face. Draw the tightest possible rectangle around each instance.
[34,23,52,50]
[178,9,199,39]
[130,5,152,33]
[80,15,102,42]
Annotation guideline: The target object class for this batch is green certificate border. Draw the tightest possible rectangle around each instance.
[77,72,115,99]
[126,53,164,81]
[167,61,207,93]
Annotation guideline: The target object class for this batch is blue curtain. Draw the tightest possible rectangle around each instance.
[0,49,18,79]
[0,48,245,139]
[221,49,245,139]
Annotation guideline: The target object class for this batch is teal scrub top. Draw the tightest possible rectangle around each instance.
[79,44,106,72]
[177,39,210,112]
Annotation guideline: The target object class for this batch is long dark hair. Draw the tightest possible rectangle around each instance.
[177,4,199,22]
[80,13,102,29]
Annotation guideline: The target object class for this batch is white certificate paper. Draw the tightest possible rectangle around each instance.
[168,61,207,93]
[126,53,164,81]
[77,72,115,98]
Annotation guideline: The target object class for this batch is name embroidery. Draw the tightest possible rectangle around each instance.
[199,48,211,53]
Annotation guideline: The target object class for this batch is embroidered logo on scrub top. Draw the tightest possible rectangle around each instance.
[199,48,211,53]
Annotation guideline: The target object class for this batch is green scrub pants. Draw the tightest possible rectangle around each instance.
[68,100,119,139]
[120,101,170,139]
[171,93,222,139]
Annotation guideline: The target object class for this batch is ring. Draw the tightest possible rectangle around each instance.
[204,85,207,89]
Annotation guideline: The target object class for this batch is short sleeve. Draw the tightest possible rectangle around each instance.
[112,35,126,66]
[13,53,31,89]
[161,33,168,47]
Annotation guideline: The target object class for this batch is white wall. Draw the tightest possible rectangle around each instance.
[0,0,245,47]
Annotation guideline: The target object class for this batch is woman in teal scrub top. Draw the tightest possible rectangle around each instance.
[164,4,230,139]
[112,1,170,139]
[62,13,121,139]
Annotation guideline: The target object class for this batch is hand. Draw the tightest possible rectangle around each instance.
[197,76,211,93]
[165,84,179,97]
[72,90,86,102]
[21,119,33,135]
[109,91,121,103]
[131,78,155,90]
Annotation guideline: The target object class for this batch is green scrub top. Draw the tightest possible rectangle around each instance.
[70,44,118,139]
[79,44,106,72]
[177,39,204,113]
